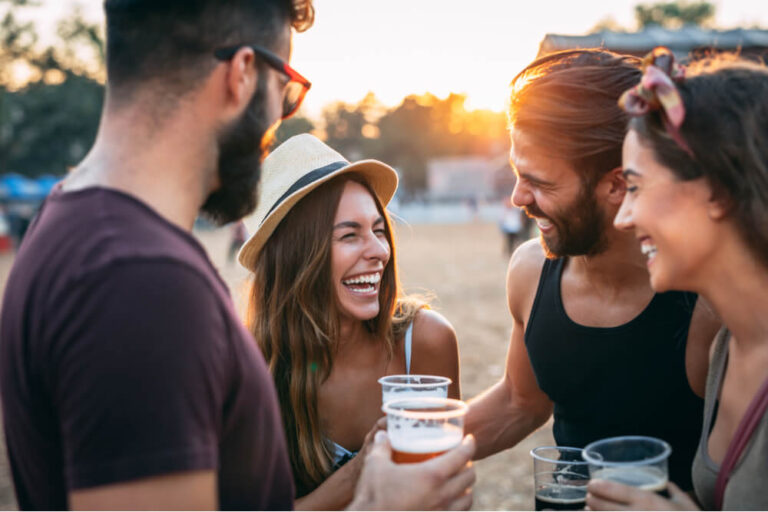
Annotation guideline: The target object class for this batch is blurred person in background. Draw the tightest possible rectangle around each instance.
[0,1,475,510]
[465,49,721,490]
[587,49,768,511]
[227,219,247,264]
[499,195,525,256]
[239,134,462,509]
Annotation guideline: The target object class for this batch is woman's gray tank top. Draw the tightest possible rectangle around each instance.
[692,328,768,510]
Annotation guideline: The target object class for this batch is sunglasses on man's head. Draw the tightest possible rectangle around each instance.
[214,44,311,120]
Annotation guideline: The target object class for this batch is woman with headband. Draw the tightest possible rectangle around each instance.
[238,134,461,509]
[587,47,768,510]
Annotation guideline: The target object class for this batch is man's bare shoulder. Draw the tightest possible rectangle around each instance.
[506,238,546,318]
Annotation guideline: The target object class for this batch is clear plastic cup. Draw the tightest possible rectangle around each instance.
[530,446,589,511]
[378,374,451,404]
[582,436,671,497]
[381,397,467,464]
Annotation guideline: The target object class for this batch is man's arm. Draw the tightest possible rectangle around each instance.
[57,262,228,508]
[69,471,216,511]
[465,239,553,460]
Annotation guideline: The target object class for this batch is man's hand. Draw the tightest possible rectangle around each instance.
[349,431,476,511]
[586,479,699,511]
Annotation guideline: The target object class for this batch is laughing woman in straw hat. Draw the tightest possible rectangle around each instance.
[238,134,460,509]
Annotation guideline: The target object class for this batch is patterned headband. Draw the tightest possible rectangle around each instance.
[619,46,694,158]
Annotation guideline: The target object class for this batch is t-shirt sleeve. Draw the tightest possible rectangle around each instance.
[50,260,231,490]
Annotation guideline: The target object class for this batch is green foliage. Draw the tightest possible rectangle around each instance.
[323,100,370,158]
[635,1,715,29]
[590,16,628,33]
[322,93,509,196]
[0,0,104,176]
[0,2,509,193]
[0,73,103,175]
[274,115,315,146]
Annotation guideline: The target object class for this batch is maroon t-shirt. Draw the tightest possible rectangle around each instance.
[0,187,294,510]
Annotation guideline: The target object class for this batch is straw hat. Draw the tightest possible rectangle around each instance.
[238,134,399,271]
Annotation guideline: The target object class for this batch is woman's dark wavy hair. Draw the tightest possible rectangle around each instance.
[509,49,642,188]
[628,55,768,269]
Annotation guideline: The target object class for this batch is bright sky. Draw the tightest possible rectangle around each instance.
[25,0,768,118]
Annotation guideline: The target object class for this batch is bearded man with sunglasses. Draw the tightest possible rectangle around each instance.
[0,1,475,510]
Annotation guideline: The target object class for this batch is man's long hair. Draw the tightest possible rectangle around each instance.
[509,49,642,186]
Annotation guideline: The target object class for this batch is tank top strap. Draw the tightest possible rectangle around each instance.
[524,255,703,490]
[702,328,731,440]
[330,440,357,469]
[405,321,414,374]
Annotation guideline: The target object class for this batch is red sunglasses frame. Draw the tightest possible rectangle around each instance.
[214,44,311,119]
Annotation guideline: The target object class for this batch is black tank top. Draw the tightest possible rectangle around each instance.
[525,258,704,490]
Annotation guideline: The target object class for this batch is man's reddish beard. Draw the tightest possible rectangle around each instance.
[523,184,610,259]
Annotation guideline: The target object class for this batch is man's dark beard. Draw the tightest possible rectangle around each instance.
[525,183,609,259]
[201,74,274,226]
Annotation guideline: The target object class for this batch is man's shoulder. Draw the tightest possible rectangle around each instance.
[507,239,546,291]
[506,238,547,317]
[510,238,546,267]
[5,189,226,326]
[33,188,214,281]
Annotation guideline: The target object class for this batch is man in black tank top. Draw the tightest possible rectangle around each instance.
[465,49,721,490]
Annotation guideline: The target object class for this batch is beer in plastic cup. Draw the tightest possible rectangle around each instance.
[381,397,466,463]
[582,436,671,497]
[530,446,589,511]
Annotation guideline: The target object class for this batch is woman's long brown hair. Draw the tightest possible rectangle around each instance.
[247,174,417,495]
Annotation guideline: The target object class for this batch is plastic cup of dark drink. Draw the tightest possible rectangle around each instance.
[378,375,451,405]
[582,436,671,497]
[381,397,466,463]
[530,446,589,510]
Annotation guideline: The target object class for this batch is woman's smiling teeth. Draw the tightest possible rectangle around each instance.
[342,272,381,293]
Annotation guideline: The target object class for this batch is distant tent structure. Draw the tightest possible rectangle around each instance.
[538,26,768,60]
[0,173,61,201]
[0,174,44,201]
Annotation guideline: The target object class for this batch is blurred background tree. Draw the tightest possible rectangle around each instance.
[591,1,716,32]
[0,1,510,194]
[635,1,715,29]
[274,115,315,146]
[0,0,104,177]
[273,91,508,197]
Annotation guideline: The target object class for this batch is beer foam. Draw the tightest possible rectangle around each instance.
[592,466,667,491]
[382,389,447,404]
[389,425,463,454]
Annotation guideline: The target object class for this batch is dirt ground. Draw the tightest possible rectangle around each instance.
[0,221,554,510]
